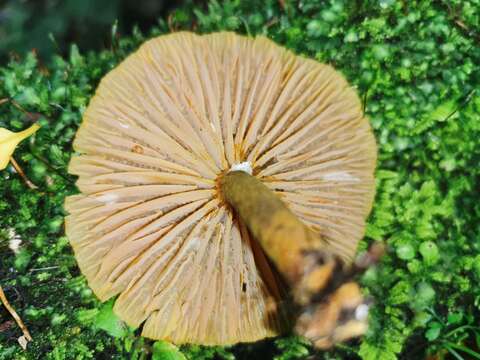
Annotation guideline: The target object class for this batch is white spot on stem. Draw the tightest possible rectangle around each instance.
[229,162,253,175]
[355,303,369,321]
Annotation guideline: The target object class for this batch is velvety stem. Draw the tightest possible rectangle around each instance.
[221,170,370,349]
[221,170,324,285]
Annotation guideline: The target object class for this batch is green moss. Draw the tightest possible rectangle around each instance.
[1,0,480,359]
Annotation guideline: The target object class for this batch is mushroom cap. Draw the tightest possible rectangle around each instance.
[65,32,376,345]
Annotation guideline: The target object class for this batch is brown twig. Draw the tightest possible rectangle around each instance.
[0,285,32,347]
[168,13,176,32]
[441,0,480,43]
[265,17,279,29]
[0,97,42,123]
[10,157,38,189]
[11,101,42,123]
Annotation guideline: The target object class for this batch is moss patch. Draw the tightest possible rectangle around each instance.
[1,0,480,359]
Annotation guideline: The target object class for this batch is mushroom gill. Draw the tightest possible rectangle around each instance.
[65,32,376,345]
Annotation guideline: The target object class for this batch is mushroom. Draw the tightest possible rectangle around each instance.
[65,32,376,347]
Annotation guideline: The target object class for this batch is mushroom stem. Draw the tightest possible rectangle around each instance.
[221,171,323,284]
[221,171,370,348]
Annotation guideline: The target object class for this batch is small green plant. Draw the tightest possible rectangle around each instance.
[1,0,479,359]
[424,308,480,359]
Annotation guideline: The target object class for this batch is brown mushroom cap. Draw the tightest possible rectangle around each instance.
[65,32,376,345]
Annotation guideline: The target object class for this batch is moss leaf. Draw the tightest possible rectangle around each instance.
[152,341,187,360]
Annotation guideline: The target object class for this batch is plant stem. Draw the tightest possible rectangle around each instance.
[221,170,325,284]
[10,157,37,189]
[0,285,32,344]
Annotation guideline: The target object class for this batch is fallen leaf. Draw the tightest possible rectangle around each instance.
[0,124,40,170]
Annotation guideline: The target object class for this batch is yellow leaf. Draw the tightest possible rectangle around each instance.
[0,124,40,170]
